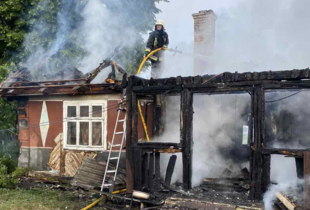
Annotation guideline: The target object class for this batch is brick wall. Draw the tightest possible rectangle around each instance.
[192,10,216,75]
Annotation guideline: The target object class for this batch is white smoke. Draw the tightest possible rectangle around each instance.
[154,0,310,201]
[263,177,304,210]
[157,94,251,187]
[22,0,141,81]
[157,0,310,76]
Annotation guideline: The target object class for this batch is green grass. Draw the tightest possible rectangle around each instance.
[0,188,103,210]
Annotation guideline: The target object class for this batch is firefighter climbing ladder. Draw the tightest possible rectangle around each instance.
[101,90,126,193]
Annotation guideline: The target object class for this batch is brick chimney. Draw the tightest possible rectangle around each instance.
[192,10,216,75]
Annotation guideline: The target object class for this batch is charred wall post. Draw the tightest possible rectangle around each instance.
[153,95,162,137]
[304,151,310,207]
[126,86,134,193]
[180,89,194,190]
[132,93,143,190]
[154,152,161,191]
[250,86,269,199]
[153,95,166,137]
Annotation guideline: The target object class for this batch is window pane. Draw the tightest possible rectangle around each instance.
[92,106,102,117]
[67,122,76,145]
[67,106,76,117]
[80,106,89,117]
[92,122,102,146]
[80,122,89,145]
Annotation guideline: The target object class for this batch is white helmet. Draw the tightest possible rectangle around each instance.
[155,20,165,28]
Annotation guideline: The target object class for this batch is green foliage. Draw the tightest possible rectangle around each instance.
[0,155,16,174]
[0,98,17,130]
[0,154,25,189]
[104,0,168,75]
[0,0,168,76]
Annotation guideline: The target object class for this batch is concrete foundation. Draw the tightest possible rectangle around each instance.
[18,147,52,171]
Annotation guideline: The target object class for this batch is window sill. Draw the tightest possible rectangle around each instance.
[63,146,106,151]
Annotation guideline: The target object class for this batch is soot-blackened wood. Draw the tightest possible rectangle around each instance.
[153,95,162,137]
[142,153,149,188]
[304,151,310,207]
[133,93,138,144]
[148,152,154,190]
[134,147,143,190]
[165,155,177,186]
[261,148,307,157]
[180,89,194,190]
[132,93,140,190]
[155,152,161,191]
[262,155,270,193]
[126,87,134,193]
[250,86,266,200]
[295,158,304,179]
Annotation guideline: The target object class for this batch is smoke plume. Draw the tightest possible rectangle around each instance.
[154,0,310,198]
[22,0,146,81]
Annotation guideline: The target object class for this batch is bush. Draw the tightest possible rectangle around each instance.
[0,154,26,189]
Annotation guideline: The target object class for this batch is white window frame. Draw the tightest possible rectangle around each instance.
[63,100,107,151]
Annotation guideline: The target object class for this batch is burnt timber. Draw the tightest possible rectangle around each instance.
[124,68,310,200]
[3,68,310,201]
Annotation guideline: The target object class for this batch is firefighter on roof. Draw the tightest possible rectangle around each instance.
[145,20,169,78]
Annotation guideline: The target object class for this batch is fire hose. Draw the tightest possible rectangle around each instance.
[137,47,166,75]
[80,189,126,210]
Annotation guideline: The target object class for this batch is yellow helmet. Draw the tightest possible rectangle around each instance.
[155,20,165,28]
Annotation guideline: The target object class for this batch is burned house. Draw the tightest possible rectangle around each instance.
[0,9,309,210]
[0,62,153,177]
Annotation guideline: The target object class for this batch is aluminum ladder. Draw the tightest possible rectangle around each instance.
[101,91,126,193]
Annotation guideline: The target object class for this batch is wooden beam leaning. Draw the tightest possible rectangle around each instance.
[125,86,134,193]
[250,86,268,200]
[155,152,161,191]
[149,152,154,190]
[165,155,177,187]
[180,89,194,190]
[134,147,143,190]
[142,153,149,188]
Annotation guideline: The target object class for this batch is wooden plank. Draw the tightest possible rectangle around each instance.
[142,152,149,188]
[153,95,161,137]
[180,89,193,190]
[276,192,296,210]
[134,147,142,190]
[148,152,154,190]
[304,151,310,207]
[250,86,265,200]
[125,86,134,193]
[165,155,177,186]
[133,93,138,144]
[154,152,161,191]
[262,155,270,193]
[76,170,104,181]
[261,148,306,157]
[295,158,304,179]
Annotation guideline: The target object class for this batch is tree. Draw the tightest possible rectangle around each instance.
[104,0,169,75]
[0,0,169,129]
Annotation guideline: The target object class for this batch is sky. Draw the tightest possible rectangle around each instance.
[155,0,243,46]
[154,0,310,75]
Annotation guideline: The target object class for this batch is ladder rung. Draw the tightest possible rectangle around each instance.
[118,119,125,122]
[115,132,124,134]
[102,183,112,186]
[106,170,116,173]
[112,144,121,147]
[110,157,119,160]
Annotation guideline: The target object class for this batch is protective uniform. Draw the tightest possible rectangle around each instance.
[145,20,169,78]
